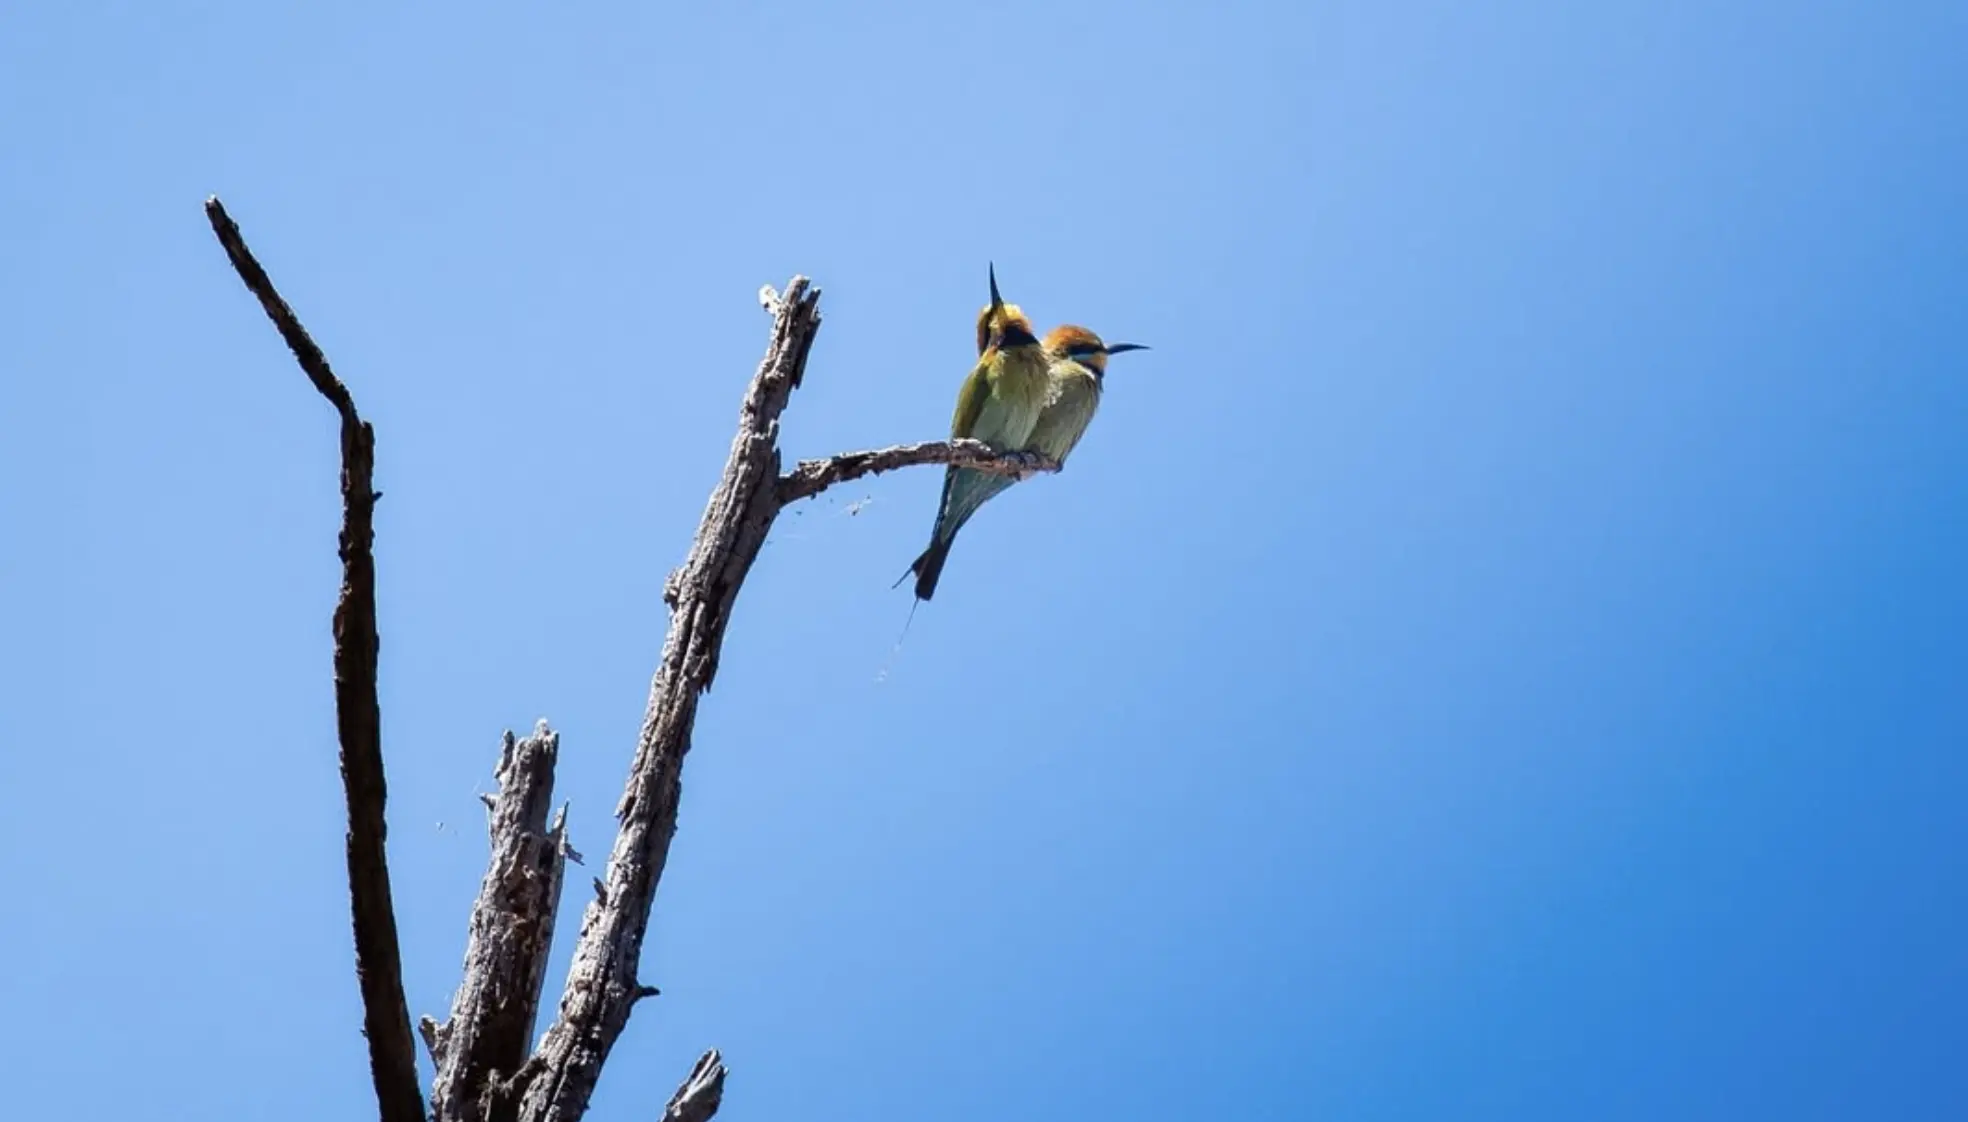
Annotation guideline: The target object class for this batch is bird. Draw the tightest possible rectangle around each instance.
[900,264,1053,602]
[1028,324,1149,469]
[925,324,1150,550]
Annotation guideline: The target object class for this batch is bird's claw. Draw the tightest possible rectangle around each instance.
[1014,452,1056,481]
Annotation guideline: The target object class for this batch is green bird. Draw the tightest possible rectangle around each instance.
[901,264,1053,602]
[1028,323,1149,467]
[935,323,1151,543]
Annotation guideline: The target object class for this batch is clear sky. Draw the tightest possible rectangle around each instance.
[2,2,1963,1119]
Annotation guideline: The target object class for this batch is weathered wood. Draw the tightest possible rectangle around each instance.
[208,209,1037,1120]
[777,439,1057,505]
[511,278,825,1122]
[204,196,427,1122]
[662,1051,727,1122]
[427,725,570,1122]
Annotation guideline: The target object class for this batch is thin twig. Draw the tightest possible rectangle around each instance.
[204,196,426,1122]
[775,439,1059,505]
[205,197,360,420]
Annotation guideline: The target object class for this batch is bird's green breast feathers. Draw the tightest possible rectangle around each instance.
[951,345,1051,446]
[1028,363,1103,461]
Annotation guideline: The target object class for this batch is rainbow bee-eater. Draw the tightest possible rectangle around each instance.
[901,264,1051,602]
[1026,325,1149,465]
[934,324,1151,545]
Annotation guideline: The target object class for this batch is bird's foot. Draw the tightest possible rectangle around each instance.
[1014,452,1057,480]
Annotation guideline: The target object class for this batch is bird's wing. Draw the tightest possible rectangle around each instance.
[967,387,1023,448]
[950,359,993,439]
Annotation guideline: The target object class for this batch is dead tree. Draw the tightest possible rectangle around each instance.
[204,197,1058,1122]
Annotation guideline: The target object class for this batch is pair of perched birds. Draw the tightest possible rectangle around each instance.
[902,265,1147,602]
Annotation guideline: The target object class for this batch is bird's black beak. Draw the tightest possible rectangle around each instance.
[1104,343,1150,355]
[988,262,1004,314]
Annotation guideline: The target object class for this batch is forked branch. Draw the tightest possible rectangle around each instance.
[510,278,824,1122]
[213,201,977,1122]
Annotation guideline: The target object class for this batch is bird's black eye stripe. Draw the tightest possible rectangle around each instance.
[999,323,1040,348]
[1067,342,1103,358]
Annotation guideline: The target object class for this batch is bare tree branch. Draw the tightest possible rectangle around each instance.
[204,196,426,1122]
[776,439,1058,505]
[662,1051,727,1122]
[427,724,571,1122]
[512,277,825,1122]
[208,210,1028,1119]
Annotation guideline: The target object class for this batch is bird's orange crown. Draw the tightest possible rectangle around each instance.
[1043,324,1150,378]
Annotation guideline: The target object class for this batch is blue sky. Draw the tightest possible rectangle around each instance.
[3,1,1964,1119]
